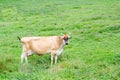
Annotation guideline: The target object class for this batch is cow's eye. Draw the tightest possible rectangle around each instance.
[64,37,68,41]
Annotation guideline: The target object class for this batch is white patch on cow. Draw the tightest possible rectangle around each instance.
[55,40,65,56]
[56,48,63,55]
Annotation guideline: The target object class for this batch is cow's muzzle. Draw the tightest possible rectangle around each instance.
[65,43,68,45]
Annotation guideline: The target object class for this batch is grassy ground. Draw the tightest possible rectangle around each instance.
[0,0,120,80]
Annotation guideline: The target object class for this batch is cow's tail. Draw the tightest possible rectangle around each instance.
[17,36,21,42]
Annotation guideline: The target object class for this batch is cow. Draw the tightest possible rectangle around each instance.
[18,34,70,65]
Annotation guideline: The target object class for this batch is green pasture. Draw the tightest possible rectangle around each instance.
[0,0,120,80]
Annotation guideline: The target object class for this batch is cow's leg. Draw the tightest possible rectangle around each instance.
[21,53,24,63]
[55,55,58,64]
[54,49,63,64]
[21,52,28,64]
[25,55,28,63]
[51,53,55,65]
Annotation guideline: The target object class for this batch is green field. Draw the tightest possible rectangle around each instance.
[0,0,120,80]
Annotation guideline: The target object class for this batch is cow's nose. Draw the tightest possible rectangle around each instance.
[65,43,68,45]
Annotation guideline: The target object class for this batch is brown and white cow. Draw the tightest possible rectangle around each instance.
[18,34,70,65]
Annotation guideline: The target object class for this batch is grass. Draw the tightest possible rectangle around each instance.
[0,0,120,80]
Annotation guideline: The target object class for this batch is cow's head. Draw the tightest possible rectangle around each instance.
[62,34,70,45]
